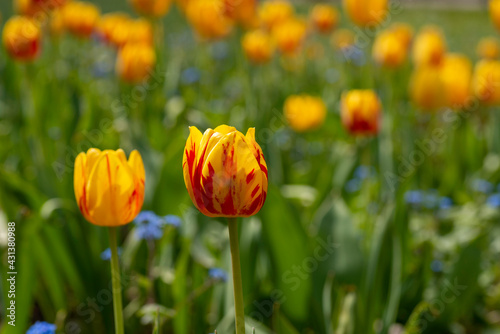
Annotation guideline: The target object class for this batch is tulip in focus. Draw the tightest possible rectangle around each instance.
[74,148,145,226]
[310,4,339,34]
[284,95,327,132]
[183,125,268,218]
[440,54,472,109]
[477,37,500,60]
[409,65,446,111]
[2,16,41,62]
[186,0,233,40]
[490,0,500,31]
[372,30,408,68]
[472,60,500,105]
[62,1,100,38]
[341,90,381,136]
[343,0,387,27]
[412,26,446,67]
[242,30,275,64]
[116,42,156,83]
[271,18,307,56]
[258,0,294,30]
[130,0,171,17]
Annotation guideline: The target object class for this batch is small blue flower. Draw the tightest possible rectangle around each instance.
[439,197,453,210]
[430,260,443,273]
[487,193,500,208]
[164,215,182,227]
[405,190,423,206]
[341,46,365,66]
[345,179,361,193]
[354,165,375,180]
[181,67,201,85]
[208,268,228,282]
[100,247,122,261]
[26,321,57,334]
[135,211,165,240]
[472,179,494,194]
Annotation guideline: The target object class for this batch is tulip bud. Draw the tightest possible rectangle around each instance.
[310,4,339,34]
[412,26,446,67]
[242,30,275,64]
[130,0,171,18]
[284,95,327,132]
[271,17,307,56]
[74,149,145,226]
[116,42,156,83]
[186,0,233,40]
[258,0,294,30]
[183,125,268,217]
[372,30,408,68]
[389,22,413,49]
[14,0,66,16]
[2,16,41,62]
[409,65,446,111]
[440,54,472,109]
[343,0,387,27]
[472,59,500,105]
[477,37,500,60]
[490,0,500,32]
[62,1,100,38]
[225,0,258,28]
[96,13,131,46]
[341,90,381,136]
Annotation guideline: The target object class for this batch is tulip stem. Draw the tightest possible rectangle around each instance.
[228,218,246,334]
[108,227,125,334]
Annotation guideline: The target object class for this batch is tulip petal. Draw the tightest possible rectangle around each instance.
[183,127,204,212]
[74,152,95,224]
[127,150,146,222]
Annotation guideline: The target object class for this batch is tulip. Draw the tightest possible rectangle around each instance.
[490,0,500,31]
[2,16,41,62]
[225,0,258,28]
[14,0,66,16]
[96,13,131,46]
[343,0,387,27]
[271,17,307,56]
[472,60,500,105]
[440,54,472,109]
[258,0,294,30]
[409,65,446,111]
[412,26,446,67]
[50,8,65,37]
[372,30,407,68]
[62,1,100,38]
[284,95,327,132]
[477,37,500,60]
[389,22,413,49]
[310,4,339,34]
[186,0,233,40]
[242,30,275,64]
[116,42,156,83]
[341,90,381,136]
[330,28,355,51]
[130,0,171,17]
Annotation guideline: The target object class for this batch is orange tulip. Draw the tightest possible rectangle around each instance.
[130,0,171,17]
[412,26,446,67]
[271,17,307,56]
[186,0,233,40]
[183,125,268,218]
[490,0,500,31]
[14,0,66,16]
[409,65,446,111]
[372,30,407,68]
[50,8,65,37]
[242,30,274,64]
[341,90,381,136]
[472,60,500,105]
[258,0,294,30]
[440,54,472,109]
[62,1,100,38]
[477,37,500,60]
[225,0,257,28]
[74,149,145,226]
[284,95,327,132]
[96,12,131,45]
[2,16,41,62]
[310,4,339,34]
[389,22,413,49]
[343,0,387,27]
[116,42,156,83]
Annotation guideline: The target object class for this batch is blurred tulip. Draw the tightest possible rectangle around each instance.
[389,22,413,49]
[440,54,472,109]
[225,0,257,28]
[472,60,500,105]
[62,1,100,38]
[490,0,500,31]
[116,42,156,83]
[74,149,145,226]
[242,30,274,64]
[409,65,446,111]
[477,37,500,60]
[330,28,355,51]
[412,26,446,67]
[341,90,381,135]
[258,0,294,30]
[15,0,66,16]
[372,30,407,68]
[50,8,65,36]
[343,0,387,27]
[2,16,41,61]
[271,17,307,56]
[284,95,327,132]
[310,4,339,34]
[186,0,233,40]
[96,12,131,45]
[130,0,171,17]
[183,125,268,217]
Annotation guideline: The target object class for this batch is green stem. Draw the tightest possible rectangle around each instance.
[109,227,125,334]
[228,218,245,334]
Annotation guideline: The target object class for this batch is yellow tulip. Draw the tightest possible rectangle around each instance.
[284,95,327,132]
[389,22,413,49]
[372,30,407,68]
[96,12,131,46]
[183,125,268,218]
[2,16,41,62]
[186,0,233,40]
[472,60,500,105]
[14,0,66,16]
[50,8,65,37]
[490,0,500,31]
[62,1,100,38]
[341,90,381,136]
[130,0,171,17]
[225,0,258,28]
[116,42,156,83]
[412,26,446,67]
[74,149,145,226]
[477,37,500,60]
[271,17,307,56]
[258,0,294,30]
[409,65,446,111]
[440,54,472,109]
[310,4,339,34]
[330,28,355,51]
[242,30,275,64]
[343,0,387,27]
